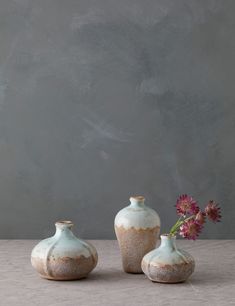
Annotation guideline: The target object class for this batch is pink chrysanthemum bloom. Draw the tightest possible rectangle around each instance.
[205,200,221,223]
[176,194,199,216]
[179,219,202,240]
[195,211,206,225]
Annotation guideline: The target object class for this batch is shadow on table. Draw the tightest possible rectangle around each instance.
[70,269,145,283]
[189,270,231,286]
[89,269,232,286]
[46,268,231,286]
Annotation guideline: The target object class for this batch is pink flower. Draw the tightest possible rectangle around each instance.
[176,194,199,216]
[205,200,221,223]
[195,211,206,225]
[179,219,202,240]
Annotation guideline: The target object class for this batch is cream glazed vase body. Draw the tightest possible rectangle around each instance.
[31,221,98,280]
[114,196,160,273]
[142,234,195,283]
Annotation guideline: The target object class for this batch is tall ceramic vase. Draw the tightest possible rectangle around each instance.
[142,234,195,283]
[31,221,98,280]
[114,196,160,273]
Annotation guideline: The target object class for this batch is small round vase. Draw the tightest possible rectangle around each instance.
[114,196,160,273]
[31,221,98,280]
[141,234,195,283]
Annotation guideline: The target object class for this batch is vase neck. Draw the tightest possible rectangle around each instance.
[54,221,75,238]
[129,196,145,208]
[160,235,177,250]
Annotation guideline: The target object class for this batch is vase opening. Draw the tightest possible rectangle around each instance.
[55,220,74,229]
[161,233,176,238]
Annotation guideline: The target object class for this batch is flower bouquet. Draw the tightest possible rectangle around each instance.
[142,194,221,283]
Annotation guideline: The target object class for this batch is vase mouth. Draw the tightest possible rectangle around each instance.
[55,220,74,228]
[161,233,176,239]
[130,196,145,202]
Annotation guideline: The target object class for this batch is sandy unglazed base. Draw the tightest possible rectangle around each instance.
[142,257,195,283]
[31,254,98,280]
[115,225,160,273]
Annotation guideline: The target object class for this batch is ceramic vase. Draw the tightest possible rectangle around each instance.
[31,221,98,280]
[114,196,160,273]
[142,234,195,283]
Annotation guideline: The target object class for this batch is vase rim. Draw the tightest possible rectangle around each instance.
[161,233,176,239]
[55,220,74,227]
[130,196,145,202]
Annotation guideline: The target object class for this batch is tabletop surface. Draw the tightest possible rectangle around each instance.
[0,240,234,306]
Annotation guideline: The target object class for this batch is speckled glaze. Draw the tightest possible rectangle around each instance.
[31,221,98,280]
[114,196,160,273]
[142,234,195,283]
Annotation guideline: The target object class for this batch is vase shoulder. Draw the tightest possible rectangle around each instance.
[142,246,194,267]
[115,204,160,229]
[31,234,94,260]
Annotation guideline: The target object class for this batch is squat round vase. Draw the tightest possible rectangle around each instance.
[141,234,195,283]
[31,221,98,280]
[114,196,160,273]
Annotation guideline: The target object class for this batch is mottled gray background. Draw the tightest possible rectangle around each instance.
[0,0,234,239]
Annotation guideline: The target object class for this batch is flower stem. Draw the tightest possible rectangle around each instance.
[169,215,195,236]
[169,217,182,235]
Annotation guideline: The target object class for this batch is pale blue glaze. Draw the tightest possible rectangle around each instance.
[115,196,160,229]
[32,221,97,260]
[143,235,191,265]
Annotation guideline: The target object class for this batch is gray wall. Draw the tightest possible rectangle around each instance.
[0,0,234,239]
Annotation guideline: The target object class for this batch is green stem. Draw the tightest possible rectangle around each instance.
[169,217,182,235]
[169,215,195,236]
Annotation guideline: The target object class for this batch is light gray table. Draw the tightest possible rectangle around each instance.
[0,240,234,306]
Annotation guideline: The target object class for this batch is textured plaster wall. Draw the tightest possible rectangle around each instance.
[0,0,234,238]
